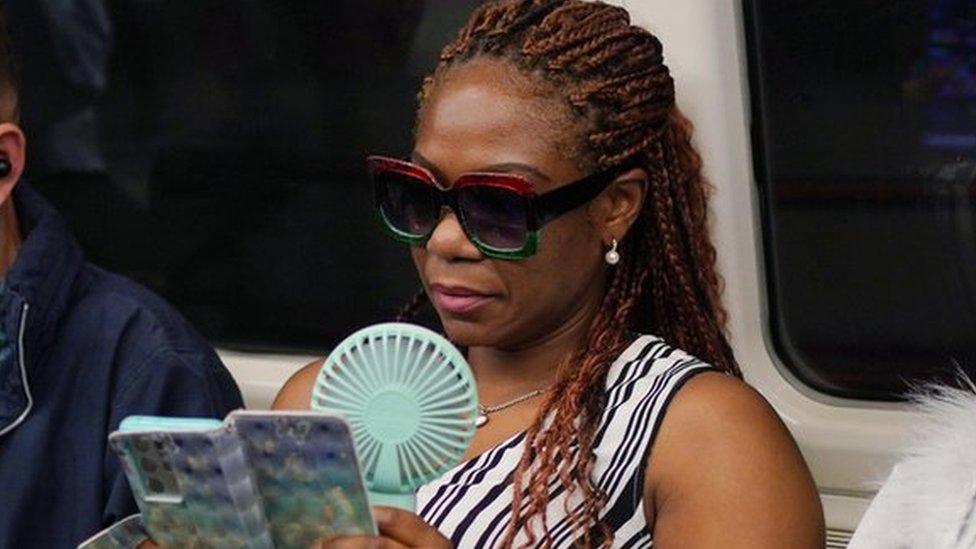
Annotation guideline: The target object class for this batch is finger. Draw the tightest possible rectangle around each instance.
[312,535,407,549]
[372,506,451,548]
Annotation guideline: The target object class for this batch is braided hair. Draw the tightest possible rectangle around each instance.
[402,1,740,545]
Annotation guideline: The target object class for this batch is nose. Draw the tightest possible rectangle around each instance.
[425,208,482,261]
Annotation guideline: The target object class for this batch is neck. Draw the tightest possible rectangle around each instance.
[0,198,22,279]
[467,289,603,404]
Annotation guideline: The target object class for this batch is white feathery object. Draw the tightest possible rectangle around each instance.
[850,379,976,549]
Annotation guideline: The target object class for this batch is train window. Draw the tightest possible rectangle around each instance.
[745,0,976,399]
[7,1,480,352]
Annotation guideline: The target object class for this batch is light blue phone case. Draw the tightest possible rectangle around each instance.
[110,416,273,548]
[77,514,149,549]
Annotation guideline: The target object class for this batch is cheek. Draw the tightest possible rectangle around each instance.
[503,215,603,307]
[543,212,602,270]
[410,247,428,283]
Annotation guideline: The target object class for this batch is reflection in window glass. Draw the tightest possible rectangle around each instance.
[7,1,480,352]
[745,0,976,398]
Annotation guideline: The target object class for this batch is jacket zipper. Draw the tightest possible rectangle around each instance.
[0,302,32,437]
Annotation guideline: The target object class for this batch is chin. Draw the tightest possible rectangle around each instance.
[438,316,503,348]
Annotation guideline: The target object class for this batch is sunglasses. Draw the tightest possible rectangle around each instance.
[366,155,633,259]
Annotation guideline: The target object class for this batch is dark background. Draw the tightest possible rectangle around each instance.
[8,0,976,399]
[5,1,481,353]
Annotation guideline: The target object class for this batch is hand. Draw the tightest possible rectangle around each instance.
[315,506,452,548]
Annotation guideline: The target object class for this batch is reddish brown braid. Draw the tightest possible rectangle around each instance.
[401,1,740,546]
[395,287,430,322]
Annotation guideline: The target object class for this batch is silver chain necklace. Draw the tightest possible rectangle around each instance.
[476,387,548,428]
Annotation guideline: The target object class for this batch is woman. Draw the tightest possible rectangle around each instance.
[276,1,824,546]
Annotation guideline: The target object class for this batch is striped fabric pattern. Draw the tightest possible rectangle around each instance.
[416,335,712,547]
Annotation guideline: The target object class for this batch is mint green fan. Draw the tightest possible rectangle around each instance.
[311,323,478,510]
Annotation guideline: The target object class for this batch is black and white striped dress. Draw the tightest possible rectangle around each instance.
[417,335,712,548]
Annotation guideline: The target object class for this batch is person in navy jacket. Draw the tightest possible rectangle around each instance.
[0,12,244,548]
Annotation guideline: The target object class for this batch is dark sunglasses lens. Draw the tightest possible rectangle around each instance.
[376,171,438,238]
[458,185,529,251]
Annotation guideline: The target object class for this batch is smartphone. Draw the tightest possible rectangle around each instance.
[110,415,273,548]
[107,411,375,549]
[230,411,376,548]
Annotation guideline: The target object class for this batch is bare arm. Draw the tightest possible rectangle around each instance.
[271,359,323,410]
[645,372,824,548]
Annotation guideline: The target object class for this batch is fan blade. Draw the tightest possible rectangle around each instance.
[401,338,428,385]
[420,398,477,417]
[418,423,476,447]
[423,417,476,428]
[387,333,402,386]
[417,382,474,411]
[317,389,368,413]
[405,434,434,478]
[398,440,428,484]
[415,425,468,454]
[365,335,389,388]
[358,437,381,476]
[348,346,385,395]
[325,360,374,404]
[413,371,466,406]
[409,345,449,396]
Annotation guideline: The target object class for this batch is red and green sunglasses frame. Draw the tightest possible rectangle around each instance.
[366,155,637,260]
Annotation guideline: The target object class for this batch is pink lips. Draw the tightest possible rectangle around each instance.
[429,284,495,315]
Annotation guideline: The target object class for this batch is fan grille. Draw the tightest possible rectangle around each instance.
[312,323,478,494]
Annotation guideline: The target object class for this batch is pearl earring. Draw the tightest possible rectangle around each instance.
[605,238,620,265]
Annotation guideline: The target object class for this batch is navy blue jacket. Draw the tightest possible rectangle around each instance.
[0,185,244,548]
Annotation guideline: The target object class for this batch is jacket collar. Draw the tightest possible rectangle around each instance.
[0,183,84,435]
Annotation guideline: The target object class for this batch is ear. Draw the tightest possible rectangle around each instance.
[590,167,648,245]
[0,122,25,207]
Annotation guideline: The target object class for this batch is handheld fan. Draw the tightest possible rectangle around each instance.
[311,323,478,510]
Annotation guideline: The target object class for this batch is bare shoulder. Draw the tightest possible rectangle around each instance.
[662,371,788,439]
[646,371,824,548]
[271,359,324,410]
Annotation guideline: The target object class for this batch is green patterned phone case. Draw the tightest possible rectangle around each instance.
[231,411,376,548]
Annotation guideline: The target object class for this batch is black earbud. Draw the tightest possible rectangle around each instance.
[0,158,10,178]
